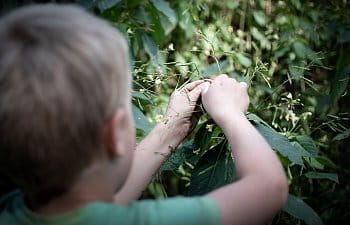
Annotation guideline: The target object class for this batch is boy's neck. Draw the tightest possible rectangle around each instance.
[28,162,117,216]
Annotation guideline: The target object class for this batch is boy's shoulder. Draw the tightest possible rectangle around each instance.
[0,192,222,225]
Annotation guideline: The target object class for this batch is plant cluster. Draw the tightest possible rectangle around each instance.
[1,0,349,224]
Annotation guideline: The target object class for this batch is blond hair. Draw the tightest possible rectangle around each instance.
[0,4,131,200]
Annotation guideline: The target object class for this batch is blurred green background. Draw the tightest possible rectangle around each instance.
[1,0,349,224]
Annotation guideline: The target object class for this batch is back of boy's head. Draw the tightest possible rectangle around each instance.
[0,4,131,200]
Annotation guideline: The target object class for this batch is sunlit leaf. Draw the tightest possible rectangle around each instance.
[253,11,267,26]
[235,53,252,67]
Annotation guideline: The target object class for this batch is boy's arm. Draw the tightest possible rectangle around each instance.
[114,80,209,204]
[202,75,289,225]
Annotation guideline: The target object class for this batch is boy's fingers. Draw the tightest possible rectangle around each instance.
[188,82,210,102]
[201,82,211,95]
[183,80,205,91]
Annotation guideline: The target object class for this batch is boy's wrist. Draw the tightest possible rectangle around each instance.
[152,122,183,149]
[215,112,247,132]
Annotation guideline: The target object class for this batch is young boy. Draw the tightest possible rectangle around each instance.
[0,4,288,225]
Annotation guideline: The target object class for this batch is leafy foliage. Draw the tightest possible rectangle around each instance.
[1,0,349,224]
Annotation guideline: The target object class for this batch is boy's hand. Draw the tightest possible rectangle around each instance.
[164,80,210,142]
[201,74,249,126]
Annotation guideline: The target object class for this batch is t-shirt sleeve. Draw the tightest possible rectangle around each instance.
[126,196,223,225]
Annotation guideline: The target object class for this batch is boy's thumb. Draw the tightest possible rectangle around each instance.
[201,82,210,95]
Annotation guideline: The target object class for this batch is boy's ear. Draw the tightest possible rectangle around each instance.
[104,108,128,158]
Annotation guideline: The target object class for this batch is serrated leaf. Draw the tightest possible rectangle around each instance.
[246,113,271,128]
[235,53,252,67]
[97,0,122,12]
[304,172,339,183]
[253,123,304,166]
[292,142,313,158]
[161,140,195,171]
[150,0,177,26]
[188,142,236,195]
[295,136,318,157]
[316,156,339,170]
[132,104,152,132]
[283,194,324,225]
[333,128,350,141]
[307,158,324,170]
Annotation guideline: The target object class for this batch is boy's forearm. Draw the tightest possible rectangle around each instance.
[208,114,288,225]
[114,122,181,204]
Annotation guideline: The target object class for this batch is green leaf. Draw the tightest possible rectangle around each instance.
[159,12,176,35]
[307,158,324,170]
[292,142,313,158]
[295,136,318,157]
[97,0,122,12]
[202,60,230,77]
[253,123,304,166]
[331,68,350,102]
[283,194,324,225]
[150,0,177,26]
[251,27,266,41]
[305,48,322,65]
[288,60,307,79]
[304,172,339,183]
[253,11,267,26]
[293,42,322,65]
[337,29,350,43]
[235,53,252,67]
[141,34,161,65]
[132,104,152,132]
[161,140,195,171]
[193,120,214,155]
[147,5,166,44]
[316,156,339,170]
[77,0,100,9]
[333,128,350,141]
[293,42,307,58]
[132,91,153,104]
[188,141,236,195]
[246,113,271,128]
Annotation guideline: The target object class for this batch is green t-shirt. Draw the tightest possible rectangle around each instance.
[0,191,222,225]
